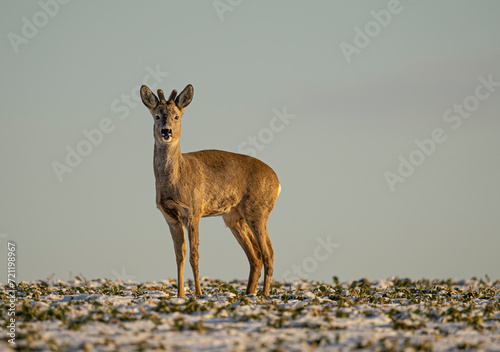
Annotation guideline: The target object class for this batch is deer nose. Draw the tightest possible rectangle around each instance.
[161,128,172,136]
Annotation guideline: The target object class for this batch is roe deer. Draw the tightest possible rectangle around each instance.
[140,84,280,298]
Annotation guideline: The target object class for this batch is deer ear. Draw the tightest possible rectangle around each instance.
[175,84,194,109]
[140,85,159,110]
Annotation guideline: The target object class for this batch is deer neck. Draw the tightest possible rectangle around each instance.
[153,141,183,183]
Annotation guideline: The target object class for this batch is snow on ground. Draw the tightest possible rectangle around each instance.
[1,277,499,351]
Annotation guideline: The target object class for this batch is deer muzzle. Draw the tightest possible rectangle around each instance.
[161,128,173,143]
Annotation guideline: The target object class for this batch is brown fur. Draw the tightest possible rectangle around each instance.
[140,84,280,297]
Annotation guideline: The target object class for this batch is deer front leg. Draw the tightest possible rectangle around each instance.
[168,222,187,298]
[187,217,203,296]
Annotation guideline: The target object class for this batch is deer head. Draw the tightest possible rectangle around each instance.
[140,84,194,145]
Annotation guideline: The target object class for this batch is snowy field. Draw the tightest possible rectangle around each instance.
[2,277,499,351]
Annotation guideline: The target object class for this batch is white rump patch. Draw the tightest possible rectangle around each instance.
[278,184,281,196]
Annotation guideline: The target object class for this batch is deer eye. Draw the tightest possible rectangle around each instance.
[155,115,160,120]
[174,115,179,120]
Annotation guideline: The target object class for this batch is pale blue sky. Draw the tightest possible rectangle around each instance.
[1,1,499,283]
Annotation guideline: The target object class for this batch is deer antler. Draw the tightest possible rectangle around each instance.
[168,89,178,102]
[157,89,166,103]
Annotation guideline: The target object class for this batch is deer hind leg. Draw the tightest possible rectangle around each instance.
[223,208,263,294]
[168,222,187,298]
[186,217,202,296]
[241,211,274,297]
